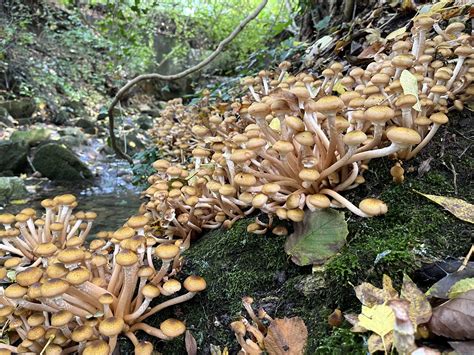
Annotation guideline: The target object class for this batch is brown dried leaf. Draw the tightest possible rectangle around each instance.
[269,88,300,113]
[357,42,385,59]
[383,274,399,300]
[400,274,432,326]
[367,332,393,354]
[185,330,197,355]
[428,289,474,340]
[354,278,398,307]
[389,299,416,354]
[344,313,367,332]
[263,317,308,355]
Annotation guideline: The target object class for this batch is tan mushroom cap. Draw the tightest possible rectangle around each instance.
[262,183,280,195]
[0,213,15,225]
[307,194,331,209]
[248,102,271,118]
[99,317,124,337]
[314,96,344,113]
[46,263,68,279]
[294,131,314,146]
[16,267,43,287]
[155,244,180,260]
[55,194,76,206]
[343,131,367,146]
[134,341,154,355]
[183,275,207,292]
[387,127,421,146]
[71,325,94,343]
[44,344,63,355]
[273,140,294,154]
[359,198,388,216]
[141,284,160,299]
[83,340,110,355]
[160,318,186,338]
[299,168,320,181]
[0,306,14,317]
[287,209,305,222]
[285,116,305,131]
[116,250,138,266]
[234,173,257,187]
[4,284,27,299]
[40,278,70,298]
[66,267,90,285]
[27,313,45,327]
[429,112,448,125]
[364,105,395,123]
[57,248,85,264]
[4,257,22,268]
[27,326,45,341]
[152,159,170,171]
[51,310,74,327]
[112,226,135,241]
[272,225,288,236]
[99,293,114,306]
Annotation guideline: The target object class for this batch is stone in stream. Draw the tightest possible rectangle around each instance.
[75,118,97,134]
[10,128,51,146]
[32,143,93,181]
[0,141,29,175]
[0,107,17,127]
[0,98,36,119]
[0,177,28,203]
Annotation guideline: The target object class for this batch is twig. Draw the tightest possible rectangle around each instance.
[107,0,269,162]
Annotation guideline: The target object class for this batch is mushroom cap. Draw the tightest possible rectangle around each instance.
[307,194,331,209]
[392,55,414,68]
[142,284,160,298]
[160,318,186,338]
[27,313,45,327]
[429,112,448,125]
[83,340,110,355]
[298,168,320,181]
[343,130,367,146]
[41,278,70,298]
[99,317,124,337]
[414,15,435,29]
[4,284,27,299]
[127,215,149,229]
[287,209,305,222]
[116,249,138,267]
[162,279,181,294]
[112,226,135,241]
[152,159,170,172]
[57,248,85,264]
[134,341,154,355]
[273,140,294,154]
[285,116,305,131]
[234,173,257,187]
[359,198,388,216]
[55,194,76,206]
[46,263,68,279]
[155,244,180,260]
[387,127,421,146]
[314,96,344,113]
[0,306,14,317]
[231,320,246,336]
[16,267,43,287]
[252,193,268,208]
[71,325,94,342]
[183,275,207,292]
[40,198,56,209]
[0,213,15,225]
[294,131,314,146]
[27,326,45,341]
[454,45,474,57]
[272,225,288,236]
[99,293,114,305]
[44,344,63,355]
[364,105,395,123]
[248,102,271,118]
[15,213,29,223]
[219,184,237,196]
[66,267,90,285]
[262,183,280,195]
[137,266,154,278]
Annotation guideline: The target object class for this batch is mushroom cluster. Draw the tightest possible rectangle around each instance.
[145,16,472,243]
[0,195,206,354]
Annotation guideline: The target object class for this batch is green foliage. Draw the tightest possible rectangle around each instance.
[131,147,162,187]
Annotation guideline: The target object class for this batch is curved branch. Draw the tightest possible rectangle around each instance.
[108,0,269,162]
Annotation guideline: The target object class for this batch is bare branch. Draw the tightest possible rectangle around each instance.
[107,0,269,162]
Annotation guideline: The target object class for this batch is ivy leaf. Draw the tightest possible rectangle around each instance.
[400,274,432,326]
[449,278,474,299]
[284,209,348,266]
[358,304,395,338]
[414,191,474,224]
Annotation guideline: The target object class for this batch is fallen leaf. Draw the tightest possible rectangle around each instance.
[428,289,474,340]
[358,304,395,338]
[389,299,416,354]
[185,330,197,355]
[344,313,367,332]
[400,274,432,326]
[263,317,308,355]
[284,209,348,266]
[367,332,393,354]
[269,117,281,133]
[332,82,347,95]
[426,265,474,299]
[414,191,474,224]
[328,309,343,327]
[354,275,397,307]
[400,70,421,111]
[386,26,407,40]
[383,274,399,300]
[448,278,474,299]
[357,42,385,59]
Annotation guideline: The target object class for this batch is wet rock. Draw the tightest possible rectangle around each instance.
[136,114,153,130]
[0,177,28,203]
[51,109,70,125]
[0,98,36,119]
[10,128,51,146]
[0,141,28,175]
[32,143,93,181]
[75,118,97,134]
[0,107,16,127]
[58,127,87,148]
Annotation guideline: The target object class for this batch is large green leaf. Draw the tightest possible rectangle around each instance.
[284,209,348,266]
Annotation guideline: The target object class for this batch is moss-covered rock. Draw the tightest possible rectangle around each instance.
[0,177,28,203]
[0,141,28,176]
[0,98,35,119]
[10,128,51,146]
[32,143,93,181]
[120,111,472,354]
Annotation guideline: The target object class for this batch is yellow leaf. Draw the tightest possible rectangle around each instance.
[9,199,28,205]
[448,278,474,299]
[333,81,347,95]
[358,304,395,338]
[414,191,474,224]
[400,70,421,111]
[128,141,136,148]
[386,26,407,40]
[269,117,281,133]
[428,0,450,14]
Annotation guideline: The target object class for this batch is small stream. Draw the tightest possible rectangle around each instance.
[1,137,143,234]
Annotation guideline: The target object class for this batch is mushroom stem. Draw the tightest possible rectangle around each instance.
[346,143,402,165]
[406,123,442,159]
[335,163,358,191]
[320,189,370,217]
[135,291,197,323]
[124,298,152,322]
[115,264,138,318]
[129,323,172,340]
[150,260,172,285]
